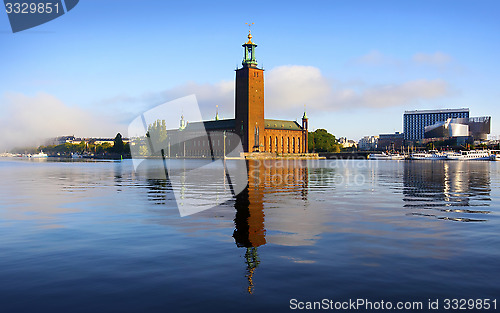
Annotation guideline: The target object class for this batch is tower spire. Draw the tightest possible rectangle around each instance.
[242,23,258,68]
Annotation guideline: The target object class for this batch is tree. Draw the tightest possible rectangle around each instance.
[113,133,125,154]
[146,120,168,156]
[308,129,341,152]
[97,142,112,154]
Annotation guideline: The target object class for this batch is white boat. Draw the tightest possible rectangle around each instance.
[368,152,405,160]
[28,151,48,158]
[71,153,82,159]
[409,150,447,160]
[490,150,500,161]
[446,150,491,160]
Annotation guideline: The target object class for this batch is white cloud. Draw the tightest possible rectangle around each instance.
[354,79,450,108]
[266,65,331,113]
[353,51,455,71]
[263,65,450,114]
[412,52,452,66]
[92,65,451,131]
[159,81,234,119]
[0,92,122,151]
[352,50,400,67]
[97,80,235,122]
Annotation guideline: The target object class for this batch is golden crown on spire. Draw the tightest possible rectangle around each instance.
[246,22,254,44]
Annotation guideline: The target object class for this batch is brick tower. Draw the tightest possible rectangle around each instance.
[235,30,264,152]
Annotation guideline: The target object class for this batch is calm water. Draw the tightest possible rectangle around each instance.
[0,158,499,312]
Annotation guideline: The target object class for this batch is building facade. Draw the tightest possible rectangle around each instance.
[424,116,491,141]
[403,108,469,141]
[338,137,357,149]
[358,136,379,151]
[377,132,404,151]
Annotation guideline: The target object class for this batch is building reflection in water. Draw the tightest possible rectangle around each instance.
[233,159,309,294]
[138,159,311,294]
[403,161,491,222]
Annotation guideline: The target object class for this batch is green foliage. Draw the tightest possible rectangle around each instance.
[308,129,341,152]
[20,135,131,158]
[113,133,125,154]
[96,142,112,154]
[146,119,168,156]
[148,120,167,142]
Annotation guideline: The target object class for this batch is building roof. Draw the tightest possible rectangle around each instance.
[404,108,469,115]
[176,118,303,132]
[183,119,236,131]
[264,119,303,131]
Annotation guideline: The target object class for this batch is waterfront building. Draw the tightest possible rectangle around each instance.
[358,136,379,150]
[424,116,491,142]
[49,136,130,146]
[377,132,404,151]
[338,137,357,149]
[403,108,469,141]
[150,30,308,157]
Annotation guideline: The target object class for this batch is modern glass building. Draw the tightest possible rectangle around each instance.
[403,108,469,141]
[424,116,491,141]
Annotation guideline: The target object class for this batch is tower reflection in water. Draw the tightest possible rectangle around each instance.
[233,160,309,294]
[403,161,491,222]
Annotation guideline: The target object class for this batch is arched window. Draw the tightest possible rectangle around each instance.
[275,136,278,152]
[269,136,272,152]
[287,137,290,153]
[292,137,296,153]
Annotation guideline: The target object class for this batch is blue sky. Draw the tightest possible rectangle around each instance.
[1,0,499,149]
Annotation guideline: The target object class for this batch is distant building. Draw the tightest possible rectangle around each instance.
[338,137,357,149]
[50,135,78,145]
[49,136,130,146]
[404,108,469,141]
[377,132,404,151]
[358,136,378,150]
[424,116,491,142]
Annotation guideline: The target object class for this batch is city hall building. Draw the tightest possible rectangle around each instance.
[162,31,309,157]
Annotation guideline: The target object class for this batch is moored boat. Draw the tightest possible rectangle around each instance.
[409,150,447,160]
[446,150,491,160]
[368,152,405,160]
[28,151,48,158]
[490,150,500,161]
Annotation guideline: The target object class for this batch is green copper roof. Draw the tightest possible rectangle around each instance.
[264,119,303,131]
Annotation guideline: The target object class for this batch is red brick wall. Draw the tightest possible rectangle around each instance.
[235,67,265,152]
[263,129,305,154]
